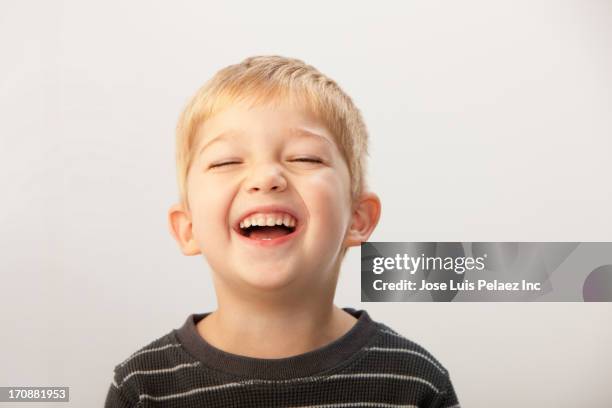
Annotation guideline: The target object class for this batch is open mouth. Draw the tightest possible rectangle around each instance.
[238,224,297,240]
[234,210,301,244]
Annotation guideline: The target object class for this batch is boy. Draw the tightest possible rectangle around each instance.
[104,55,460,408]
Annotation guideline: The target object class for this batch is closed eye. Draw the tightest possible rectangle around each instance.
[291,158,323,163]
[209,158,322,169]
[209,161,241,169]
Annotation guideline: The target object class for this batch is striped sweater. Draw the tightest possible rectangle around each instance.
[104,308,460,407]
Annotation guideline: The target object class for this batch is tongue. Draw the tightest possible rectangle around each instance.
[249,226,291,240]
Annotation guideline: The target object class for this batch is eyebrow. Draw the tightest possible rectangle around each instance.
[197,127,334,157]
[197,129,243,157]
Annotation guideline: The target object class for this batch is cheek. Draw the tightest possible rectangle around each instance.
[302,173,350,233]
[188,179,234,244]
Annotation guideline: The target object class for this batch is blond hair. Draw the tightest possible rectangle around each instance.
[175,55,369,212]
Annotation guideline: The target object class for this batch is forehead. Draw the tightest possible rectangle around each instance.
[195,101,337,152]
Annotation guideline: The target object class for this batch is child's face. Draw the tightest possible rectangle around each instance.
[185,100,354,293]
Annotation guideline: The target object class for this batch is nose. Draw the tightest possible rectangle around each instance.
[245,163,288,194]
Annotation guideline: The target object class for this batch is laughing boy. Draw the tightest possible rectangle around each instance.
[104,55,460,408]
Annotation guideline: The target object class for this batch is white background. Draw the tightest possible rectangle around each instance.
[1,0,611,406]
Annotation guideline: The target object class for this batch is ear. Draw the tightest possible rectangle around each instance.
[343,191,381,248]
[168,203,202,256]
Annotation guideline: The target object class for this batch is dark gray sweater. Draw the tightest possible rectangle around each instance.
[104,308,460,407]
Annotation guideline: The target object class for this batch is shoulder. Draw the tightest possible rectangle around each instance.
[105,330,198,405]
[372,321,450,377]
[112,330,188,378]
[359,320,456,399]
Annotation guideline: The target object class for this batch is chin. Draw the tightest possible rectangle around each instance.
[236,265,301,292]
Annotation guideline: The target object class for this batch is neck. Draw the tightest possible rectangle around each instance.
[197,301,357,359]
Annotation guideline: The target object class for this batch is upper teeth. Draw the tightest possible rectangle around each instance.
[239,212,297,229]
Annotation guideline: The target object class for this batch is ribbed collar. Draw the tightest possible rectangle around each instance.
[174,307,378,380]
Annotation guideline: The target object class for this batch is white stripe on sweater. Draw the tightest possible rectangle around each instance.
[287,403,418,407]
[365,346,447,375]
[326,374,439,393]
[117,362,200,387]
[119,343,182,367]
[138,373,439,402]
